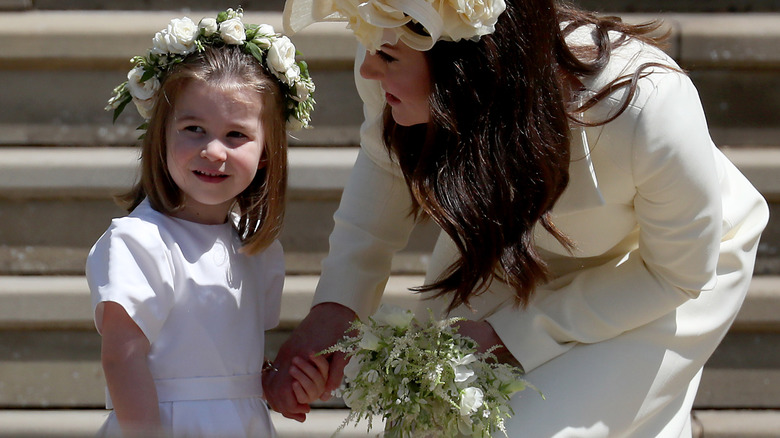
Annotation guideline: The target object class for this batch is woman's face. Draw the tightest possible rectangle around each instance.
[359,41,431,126]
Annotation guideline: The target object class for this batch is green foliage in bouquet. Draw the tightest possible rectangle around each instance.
[321,305,538,437]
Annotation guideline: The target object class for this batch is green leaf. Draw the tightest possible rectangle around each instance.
[245,24,258,40]
[112,95,133,123]
[298,60,310,76]
[140,69,156,82]
[244,41,264,64]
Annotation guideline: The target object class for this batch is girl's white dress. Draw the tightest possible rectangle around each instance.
[87,199,283,438]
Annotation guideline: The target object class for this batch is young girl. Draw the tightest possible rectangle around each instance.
[88,9,323,437]
[269,0,770,436]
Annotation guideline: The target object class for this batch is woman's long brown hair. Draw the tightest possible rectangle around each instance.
[383,0,671,312]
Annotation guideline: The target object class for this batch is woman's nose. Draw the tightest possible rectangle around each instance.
[201,139,228,162]
[359,51,383,80]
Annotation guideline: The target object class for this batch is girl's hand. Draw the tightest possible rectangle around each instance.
[263,302,356,422]
[289,354,330,404]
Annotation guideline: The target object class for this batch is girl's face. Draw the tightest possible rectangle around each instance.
[166,81,266,224]
[359,41,431,126]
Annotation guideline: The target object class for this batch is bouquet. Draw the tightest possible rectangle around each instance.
[321,304,536,437]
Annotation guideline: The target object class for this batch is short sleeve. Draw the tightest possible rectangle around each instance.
[86,218,176,344]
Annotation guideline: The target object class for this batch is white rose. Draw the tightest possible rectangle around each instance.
[199,17,218,36]
[256,23,276,36]
[372,304,415,328]
[126,66,160,101]
[219,17,246,45]
[441,0,506,41]
[266,36,297,76]
[132,97,155,119]
[151,17,198,55]
[459,387,484,416]
[358,330,380,350]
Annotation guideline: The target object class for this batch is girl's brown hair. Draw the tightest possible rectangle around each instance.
[384,0,671,312]
[119,45,288,255]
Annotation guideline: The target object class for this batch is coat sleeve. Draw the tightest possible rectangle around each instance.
[487,70,725,372]
[311,48,418,320]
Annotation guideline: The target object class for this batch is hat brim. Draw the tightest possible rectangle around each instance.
[283,0,346,34]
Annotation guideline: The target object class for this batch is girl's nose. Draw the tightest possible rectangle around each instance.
[201,139,228,162]
[359,51,383,80]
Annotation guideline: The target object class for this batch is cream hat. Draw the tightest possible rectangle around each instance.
[283,0,507,52]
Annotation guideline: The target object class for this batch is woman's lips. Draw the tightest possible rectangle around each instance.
[385,92,401,105]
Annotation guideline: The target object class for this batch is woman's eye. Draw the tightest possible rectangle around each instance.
[377,50,397,63]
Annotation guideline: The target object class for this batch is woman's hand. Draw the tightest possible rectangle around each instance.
[263,302,357,422]
[454,319,524,371]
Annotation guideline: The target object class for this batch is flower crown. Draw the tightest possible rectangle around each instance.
[107,8,316,130]
[283,0,507,52]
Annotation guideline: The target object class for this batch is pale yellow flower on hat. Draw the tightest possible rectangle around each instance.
[283,0,506,52]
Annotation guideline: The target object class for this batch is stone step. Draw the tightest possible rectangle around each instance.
[0,409,381,438]
[0,146,440,275]
[1,274,776,331]
[1,409,777,438]
[0,274,428,331]
[0,275,778,409]
[0,146,777,276]
[0,11,779,146]
[0,328,777,410]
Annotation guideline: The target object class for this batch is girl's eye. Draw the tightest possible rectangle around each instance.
[376,50,397,63]
[184,125,204,134]
[227,131,247,139]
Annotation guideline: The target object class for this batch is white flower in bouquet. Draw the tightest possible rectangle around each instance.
[321,304,538,438]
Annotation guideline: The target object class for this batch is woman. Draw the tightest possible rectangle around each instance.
[266,0,769,436]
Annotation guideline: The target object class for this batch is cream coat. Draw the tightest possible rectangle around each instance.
[312,31,769,437]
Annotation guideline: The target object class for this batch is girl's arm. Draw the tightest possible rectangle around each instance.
[100,301,163,437]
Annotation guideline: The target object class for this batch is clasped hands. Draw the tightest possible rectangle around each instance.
[262,302,509,421]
